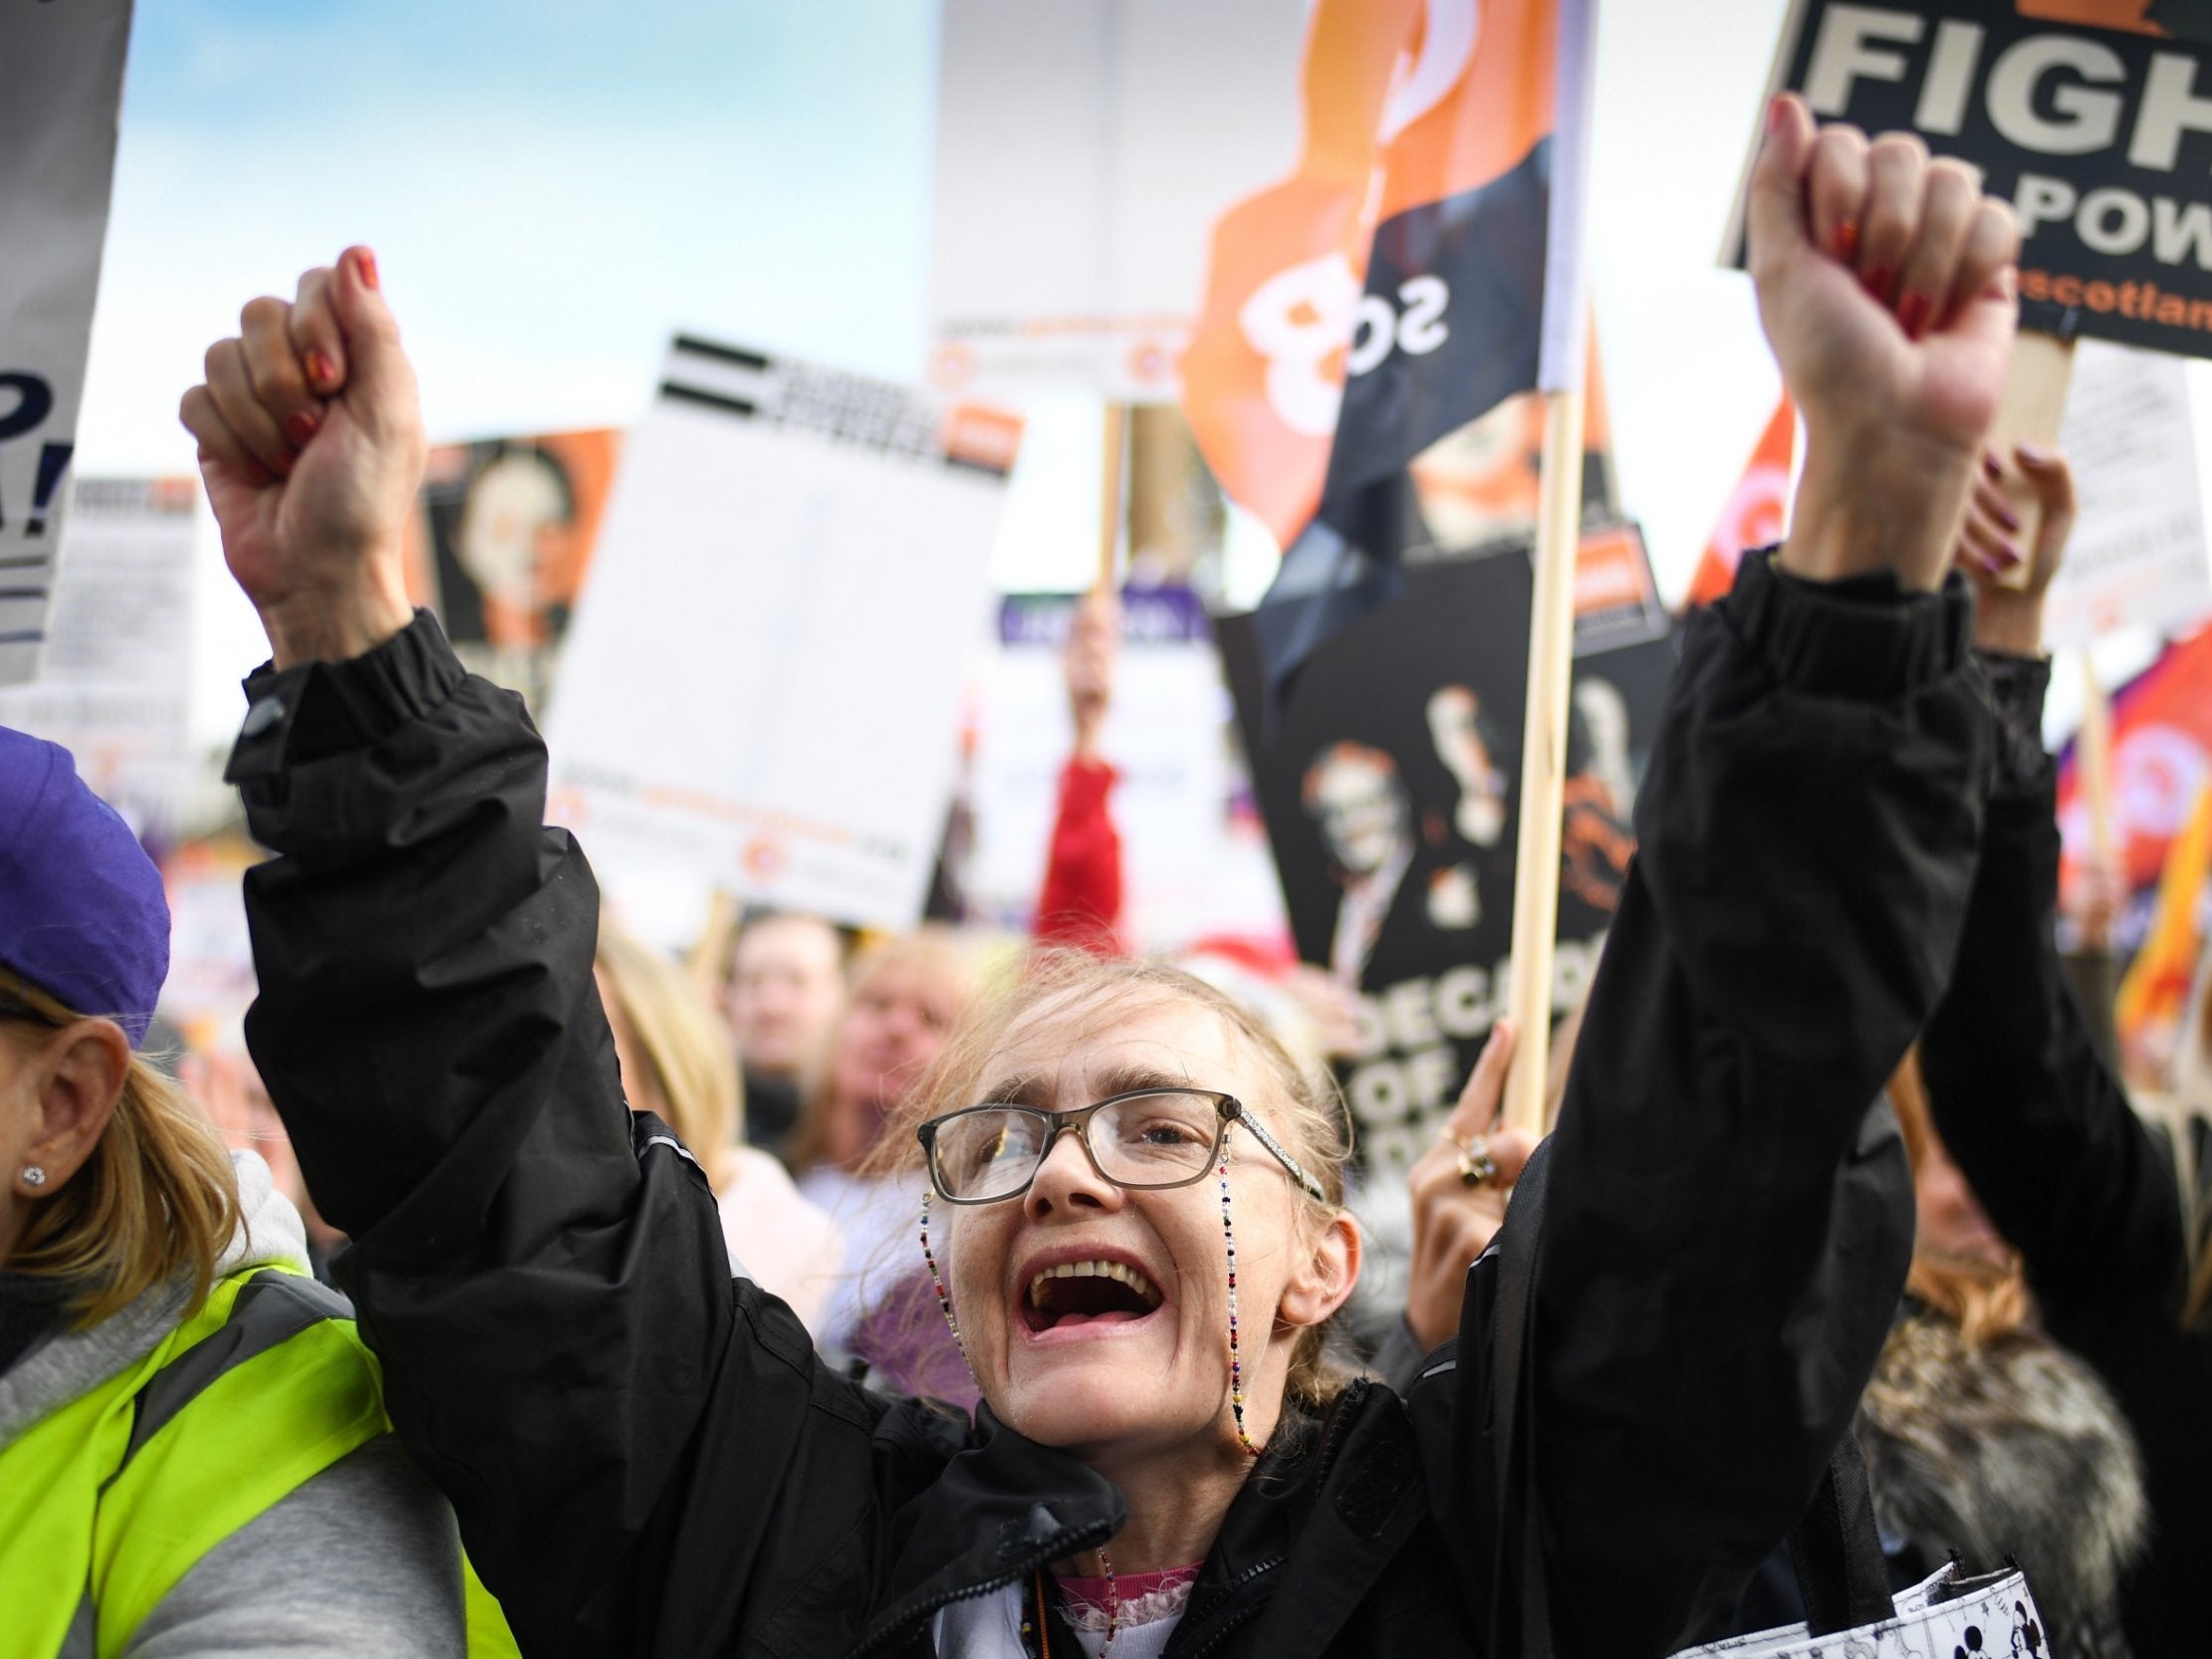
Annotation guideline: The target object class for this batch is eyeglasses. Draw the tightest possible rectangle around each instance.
[917,1087,1330,1206]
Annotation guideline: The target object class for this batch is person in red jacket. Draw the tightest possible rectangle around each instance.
[1035,588,1127,956]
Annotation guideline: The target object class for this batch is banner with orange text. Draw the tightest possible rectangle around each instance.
[1731,1,2212,358]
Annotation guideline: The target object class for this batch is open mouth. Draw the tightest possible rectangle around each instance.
[1022,1260,1164,1333]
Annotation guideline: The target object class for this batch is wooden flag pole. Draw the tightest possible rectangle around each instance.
[1501,387,1588,1135]
[1986,332,2077,590]
[1098,401,1127,593]
[688,888,741,990]
[2079,654,2118,864]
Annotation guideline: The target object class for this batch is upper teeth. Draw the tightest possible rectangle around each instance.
[1028,1260,1158,1306]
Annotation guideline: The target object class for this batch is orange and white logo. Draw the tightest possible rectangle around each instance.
[741,836,789,886]
[1180,0,1561,549]
[1573,525,1656,619]
[940,404,1024,476]
[1686,396,1795,608]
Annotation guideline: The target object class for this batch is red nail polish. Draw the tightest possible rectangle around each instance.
[1896,291,1931,340]
[1994,539,2022,567]
[306,350,339,390]
[1982,451,2003,482]
[1834,219,1860,262]
[1991,501,2021,534]
[353,247,379,291]
[284,409,321,448]
[1767,95,1788,135]
[1863,265,1895,304]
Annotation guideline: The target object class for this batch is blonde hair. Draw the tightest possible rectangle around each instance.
[1888,1047,2031,1347]
[870,950,1356,1412]
[595,925,742,1191]
[787,927,984,1175]
[0,970,239,1327]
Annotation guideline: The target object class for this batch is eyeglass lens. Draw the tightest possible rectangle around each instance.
[930,1091,1222,1201]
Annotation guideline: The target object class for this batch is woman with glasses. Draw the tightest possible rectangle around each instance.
[185,102,2022,1657]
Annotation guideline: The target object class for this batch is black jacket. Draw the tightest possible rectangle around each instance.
[1919,656,2206,1657]
[225,553,1985,1659]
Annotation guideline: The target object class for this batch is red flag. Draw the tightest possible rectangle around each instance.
[1686,395,1794,608]
[2060,622,2212,897]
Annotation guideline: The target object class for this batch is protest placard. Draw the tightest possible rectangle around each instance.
[964,588,1286,951]
[0,0,134,684]
[157,832,263,1041]
[399,427,623,707]
[1730,1,2212,358]
[544,338,1021,933]
[1217,547,1677,1177]
[1570,521,1671,651]
[1406,339,1621,554]
[2042,339,2212,648]
[0,478,199,834]
[928,0,1307,401]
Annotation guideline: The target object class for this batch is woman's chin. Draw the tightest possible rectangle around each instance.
[998,1343,1186,1451]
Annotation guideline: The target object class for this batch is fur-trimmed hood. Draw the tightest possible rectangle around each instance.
[1856,1309,2147,1659]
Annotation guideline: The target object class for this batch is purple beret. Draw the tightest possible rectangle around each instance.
[0,726,169,1046]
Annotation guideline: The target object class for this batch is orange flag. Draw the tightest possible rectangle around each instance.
[2116,782,2212,1063]
[1179,0,1587,554]
[1686,395,1795,608]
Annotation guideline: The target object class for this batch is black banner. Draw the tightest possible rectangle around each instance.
[1219,547,1678,1176]
[1732,0,2212,356]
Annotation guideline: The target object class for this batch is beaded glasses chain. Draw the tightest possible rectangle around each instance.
[1218,1136,1264,1458]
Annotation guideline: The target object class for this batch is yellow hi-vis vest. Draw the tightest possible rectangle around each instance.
[0,1265,390,1659]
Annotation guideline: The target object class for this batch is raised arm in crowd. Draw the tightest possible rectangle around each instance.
[176,98,2020,1658]
[1917,437,2209,1657]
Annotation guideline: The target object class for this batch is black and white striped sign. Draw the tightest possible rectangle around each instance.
[544,336,1023,931]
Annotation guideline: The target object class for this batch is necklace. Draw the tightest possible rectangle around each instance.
[1025,1547,1119,1658]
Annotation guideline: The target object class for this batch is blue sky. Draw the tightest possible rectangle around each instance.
[93,0,941,459]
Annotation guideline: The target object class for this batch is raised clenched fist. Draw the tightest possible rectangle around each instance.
[1748,97,2022,592]
[179,247,425,668]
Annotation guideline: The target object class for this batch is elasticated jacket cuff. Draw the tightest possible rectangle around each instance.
[1723,549,1974,701]
[224,611,466,784]
[1977,649,2056,800]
